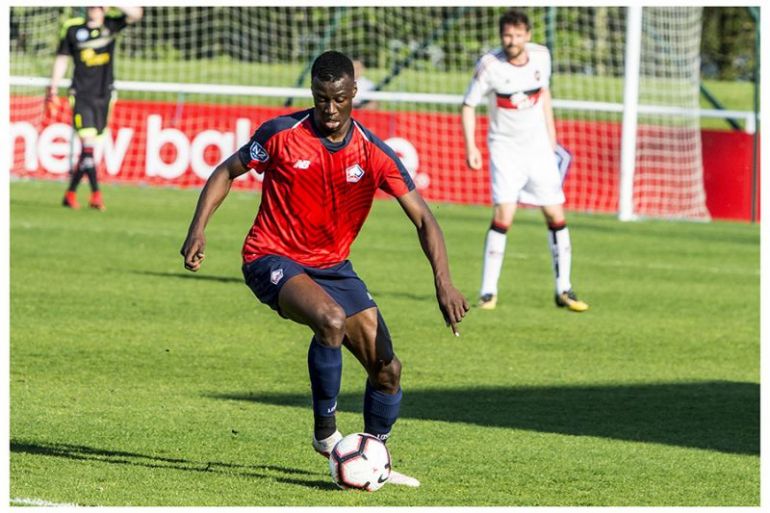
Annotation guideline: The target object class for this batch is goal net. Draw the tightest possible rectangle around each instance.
[10,6,710,220]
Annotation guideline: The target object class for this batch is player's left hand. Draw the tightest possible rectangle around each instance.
[436,284,470,336]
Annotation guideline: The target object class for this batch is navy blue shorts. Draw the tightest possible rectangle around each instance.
[242,255,377,318]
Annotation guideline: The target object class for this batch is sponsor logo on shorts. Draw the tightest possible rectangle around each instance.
[270,268,284,284]
[249,140,269,162]
[346,164,365,183]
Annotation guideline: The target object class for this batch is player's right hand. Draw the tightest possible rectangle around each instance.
[180,233,206,272]
[466,146,483,171]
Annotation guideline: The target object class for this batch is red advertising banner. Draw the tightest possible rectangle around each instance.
[10,96,757,221]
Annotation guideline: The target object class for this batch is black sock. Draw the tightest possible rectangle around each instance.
[78,148,98,192]
[85,166,99,192]
[67,167,85,192]
[314,415,336,441]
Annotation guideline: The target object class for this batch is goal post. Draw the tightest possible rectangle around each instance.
[9,6,738,220]
[619,5,642,222]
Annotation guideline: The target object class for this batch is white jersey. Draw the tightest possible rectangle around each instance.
[463,43,552,145]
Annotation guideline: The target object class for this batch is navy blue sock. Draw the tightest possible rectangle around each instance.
[307,337,342,438]
[363,380,402,441]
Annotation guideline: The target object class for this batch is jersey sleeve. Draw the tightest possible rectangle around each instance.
[237,123,276,174]
[462,56,492,107]
[105,13,129,33]
[363,129,415,197]
[56,26,73,56]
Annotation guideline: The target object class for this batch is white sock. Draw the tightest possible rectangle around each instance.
[480,229,507,296]
[548,226,572,294]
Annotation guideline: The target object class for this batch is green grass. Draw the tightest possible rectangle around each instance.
[10,180,759,506]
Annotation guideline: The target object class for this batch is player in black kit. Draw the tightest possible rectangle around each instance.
[47,6,143,211]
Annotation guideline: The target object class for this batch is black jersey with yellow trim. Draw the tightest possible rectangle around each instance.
[56,13,128,98]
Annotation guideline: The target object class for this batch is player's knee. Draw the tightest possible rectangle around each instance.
[372,356,401,393]
[316,304,346,348]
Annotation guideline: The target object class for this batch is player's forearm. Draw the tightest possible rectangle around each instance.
[542,89,557,148]
[49,55,69,90]
[461,104,477,151]
[416,214,454,288]
[117,6,143,23]
[186,165,233,235]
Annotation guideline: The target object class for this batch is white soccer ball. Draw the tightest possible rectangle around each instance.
[329,432,391,491]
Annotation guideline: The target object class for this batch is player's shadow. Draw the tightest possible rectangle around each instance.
[212,381,758,456]
[9,440,335,491]
[128,270,243,284]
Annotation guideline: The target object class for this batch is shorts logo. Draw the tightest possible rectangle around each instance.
[249,141,269,162]
[76,28,89,41]
[270,268,284,285]
[346,164,365,183]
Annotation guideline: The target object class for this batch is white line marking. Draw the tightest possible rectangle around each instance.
[10,497,87,507]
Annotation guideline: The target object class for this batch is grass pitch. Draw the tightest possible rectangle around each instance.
[9,180,759,506]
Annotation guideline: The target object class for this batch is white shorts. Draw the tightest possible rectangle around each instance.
[488,138,565,206]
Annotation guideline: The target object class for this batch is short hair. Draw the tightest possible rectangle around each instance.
[499,9,530,34]
[311,51,354,82]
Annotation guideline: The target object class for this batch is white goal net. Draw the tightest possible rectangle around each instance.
[10,6,712,220]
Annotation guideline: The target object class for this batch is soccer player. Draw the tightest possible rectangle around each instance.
[181,51,469,486]
[461,9,589,312]
[47,6,143,211]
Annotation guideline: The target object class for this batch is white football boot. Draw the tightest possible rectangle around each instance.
[317,430,420,487]
[312,430,342,458]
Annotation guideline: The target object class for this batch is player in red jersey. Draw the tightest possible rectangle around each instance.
[181,51,468,487]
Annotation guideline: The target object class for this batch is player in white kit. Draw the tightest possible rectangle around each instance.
[461,9,588,312]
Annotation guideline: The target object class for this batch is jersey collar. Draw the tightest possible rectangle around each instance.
[308,110,355,154]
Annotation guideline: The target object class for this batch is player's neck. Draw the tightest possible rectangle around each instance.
[325,122,351,143]
[313,115,353,144]
[508,51,529,66]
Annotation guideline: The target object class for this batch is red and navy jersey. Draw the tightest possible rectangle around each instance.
[237,109,415,268]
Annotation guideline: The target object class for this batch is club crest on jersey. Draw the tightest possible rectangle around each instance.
[76,28,89,41]
[346,164,365,183]
[270,268,284,285]
[249,141,269,163]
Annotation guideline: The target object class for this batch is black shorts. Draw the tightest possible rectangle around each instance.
[71,92,115,137]
[242,255,377,318]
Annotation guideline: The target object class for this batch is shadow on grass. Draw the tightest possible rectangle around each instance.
[10,440,335,491]
[211,381,758,456]
[128,270,243,284]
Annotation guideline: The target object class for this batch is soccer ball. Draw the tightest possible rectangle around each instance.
[329,433,391,491]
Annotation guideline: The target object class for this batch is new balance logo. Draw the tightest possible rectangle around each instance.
[294,160,311,169]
